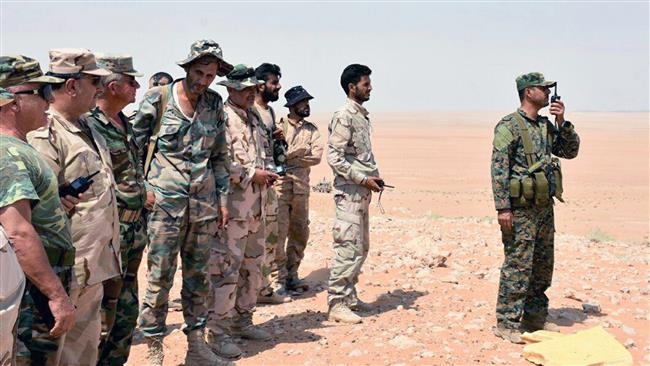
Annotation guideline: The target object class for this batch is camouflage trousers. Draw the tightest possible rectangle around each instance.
[139,208,217,338]
[97,218,147,366]
[327,185,371,306]
[259,187,279,295]
[15,268,72,366]
[496,205,554,329]
[276,191,310,283]
[208,216,265,333]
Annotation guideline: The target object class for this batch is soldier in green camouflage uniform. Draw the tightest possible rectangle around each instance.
[491,72,580,343]
[0,56,76,365]
[252,63,291,304]
[327,64,384,324]
[81,54,146,365]
[132,40,232,366]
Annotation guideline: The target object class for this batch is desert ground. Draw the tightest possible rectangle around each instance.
[127,111,649,365]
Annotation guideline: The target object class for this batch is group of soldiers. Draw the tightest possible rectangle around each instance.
[0,37,580,366]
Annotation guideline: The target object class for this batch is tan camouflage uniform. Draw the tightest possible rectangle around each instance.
[131,81,229,339]
[28,107,121,365]
[326,98,377,307]
[252,102,281,294]
[275,116,323,284]
[208,99,268,332]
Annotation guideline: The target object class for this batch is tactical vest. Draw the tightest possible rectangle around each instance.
[508,112,564,208]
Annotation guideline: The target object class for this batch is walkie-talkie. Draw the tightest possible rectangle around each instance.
[59,171,100,197]
[551,84,560,103]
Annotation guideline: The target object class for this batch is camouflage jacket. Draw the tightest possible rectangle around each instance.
[131,82,230,222]
[491,109,580,210]
[0,135,75,277]
[28,109,121,287]
[327,98,379,188]
[276,117,323,195]
[82,107,145,212]
[224,99,269,220]
[252,102,287,168]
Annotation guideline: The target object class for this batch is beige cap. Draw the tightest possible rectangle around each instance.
[48,48,111,76]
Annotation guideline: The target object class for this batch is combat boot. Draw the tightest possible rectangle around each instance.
[521,320,561,333]
[492,324,525,344]
[257,289,292,304]
[231,315,272,341]
[328,301,362,324]
[145,336,164,366]
[286,277,310,292]
[348,298,373,312]
[207,329,243,359]
[185,328,234,366]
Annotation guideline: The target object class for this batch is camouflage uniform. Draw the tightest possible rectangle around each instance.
[0,136,75,366]
[275,116,323,284]
[132,79,229,338]
[252,102,281,294]
[326,98,377,306]
[208,95,269,332]
[84,101,146,363]
[492,75,580,330]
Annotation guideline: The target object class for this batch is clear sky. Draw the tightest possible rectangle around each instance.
[1,1,648,113]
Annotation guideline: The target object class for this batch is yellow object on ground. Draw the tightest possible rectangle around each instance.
[523,326,633,366]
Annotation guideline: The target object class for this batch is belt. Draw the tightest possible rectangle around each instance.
[119,207,142,223]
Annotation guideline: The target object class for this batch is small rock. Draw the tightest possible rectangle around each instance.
[421,351,435,358]
[481,342,495,350]
[318,338,328,346]
[624,339,636,348]
[402,283,413,291]
[348,349,363,357]
[582,302,601,314]
[396,305,404,311]
[388,335,420,349]
[621,325,636,335]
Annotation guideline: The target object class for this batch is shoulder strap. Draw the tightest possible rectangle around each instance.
[144,85,171,178]
[511,111,536,168]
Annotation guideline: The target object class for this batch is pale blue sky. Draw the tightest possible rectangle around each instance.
[1,1,648,113]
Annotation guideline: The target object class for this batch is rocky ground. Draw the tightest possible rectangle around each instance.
[127,193,649,366]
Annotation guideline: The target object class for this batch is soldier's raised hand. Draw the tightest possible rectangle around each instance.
[549,99,565,124]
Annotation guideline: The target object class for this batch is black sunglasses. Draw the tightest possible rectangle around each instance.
[13,84,54,102]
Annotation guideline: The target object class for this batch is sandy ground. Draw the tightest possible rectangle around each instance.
[127,111,649,365]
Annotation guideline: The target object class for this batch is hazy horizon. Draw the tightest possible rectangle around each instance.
[1,1,648,114]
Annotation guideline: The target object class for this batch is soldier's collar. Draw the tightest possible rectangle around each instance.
[346,98,369,117]
[226,98,254,123]
[517,108,544,124]
[48,108,83,133]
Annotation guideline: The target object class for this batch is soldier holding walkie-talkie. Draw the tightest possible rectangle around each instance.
[490,72,580,344]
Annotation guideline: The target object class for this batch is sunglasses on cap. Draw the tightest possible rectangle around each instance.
[13,84,54,102]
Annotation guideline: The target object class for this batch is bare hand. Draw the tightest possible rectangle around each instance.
[252,169,279,186]
[549,99,565,124]
[48,295,76,337]
[144,190,156,211]
[218,207,229,229]
[497,209,513,232]
[60,187,86,215]
[364,176,384,193]
[272,128,285,140]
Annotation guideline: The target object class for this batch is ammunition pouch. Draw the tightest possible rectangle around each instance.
[509,169,555,208]
[551,158,564,202]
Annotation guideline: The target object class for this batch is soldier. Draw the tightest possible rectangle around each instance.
[0,56,76,365]
[131,40,231,366]
[275,86,323,293]
[491,72,580,343]
[81,54,145,365]
[27,49,120,365]
[327,64,384,324]
[207,65,277,359]
[252,63,291,304]
[148,72,172,88]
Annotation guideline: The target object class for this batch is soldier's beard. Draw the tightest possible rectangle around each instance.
[297,108,310,118]
[263,88,279,102]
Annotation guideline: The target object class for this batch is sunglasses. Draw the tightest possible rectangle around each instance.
[80,74,101,87]
[13,84,54,102]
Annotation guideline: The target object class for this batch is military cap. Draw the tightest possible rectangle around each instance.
[516,72,556,91]
[284,85,313,107]
[95,53,143,77]
[0,87,14,107]
[48,48,110,76]
[0,55,64,88]
[177,39,226,67]
[217,64,263,91]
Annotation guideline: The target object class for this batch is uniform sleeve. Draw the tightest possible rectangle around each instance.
[130,89,158,159]
[327,114,366,185]
[288,126,323,168]
[27,128,63,182]
[491,120,515,210]
[211,106,231,207]
[550,121,580,159]
[226,121,256,189]
[0,151,39,209]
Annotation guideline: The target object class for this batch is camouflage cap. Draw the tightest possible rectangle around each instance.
[0,55,64,88]
[516,72,556,91]
[0,87,14,107]
[48,48,111,76]
[177,39,225,67]
[217,64,263,91]
[95,53,143,77]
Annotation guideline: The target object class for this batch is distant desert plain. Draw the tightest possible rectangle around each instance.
[129,111,649,365]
